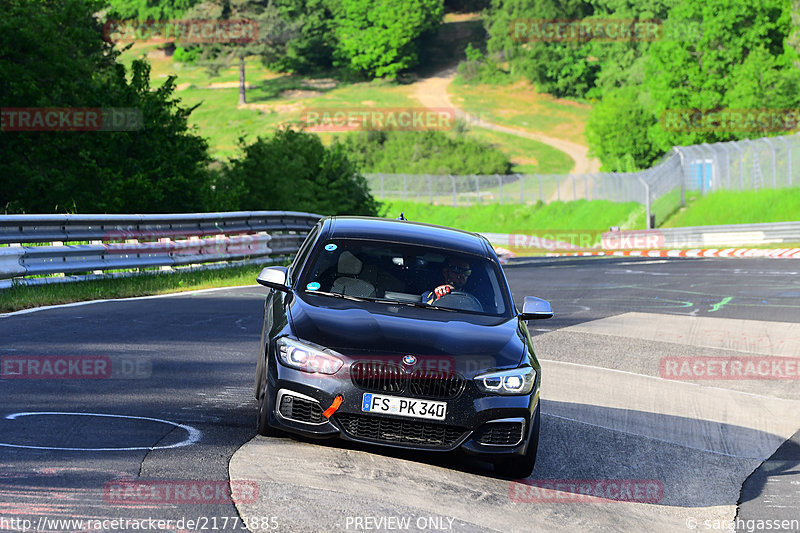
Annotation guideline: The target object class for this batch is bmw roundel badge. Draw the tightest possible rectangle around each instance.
[402,355,417,366]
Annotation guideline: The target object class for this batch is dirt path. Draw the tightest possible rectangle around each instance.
[411,66,601,180]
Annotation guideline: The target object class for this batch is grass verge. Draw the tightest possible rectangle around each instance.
[0,264,269,314]
[383,199,643,233]
[662,188,800,227]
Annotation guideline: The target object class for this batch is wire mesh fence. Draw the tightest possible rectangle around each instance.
[364,133,800,227]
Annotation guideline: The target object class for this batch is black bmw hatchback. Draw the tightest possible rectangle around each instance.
[254,216,553,478]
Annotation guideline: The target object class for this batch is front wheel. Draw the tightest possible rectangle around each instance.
[494,407,540,479]
[256,378,281,437]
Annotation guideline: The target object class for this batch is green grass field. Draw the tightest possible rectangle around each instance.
[449,78,592,144]
[663,188,800,227]
[382,199,644,232]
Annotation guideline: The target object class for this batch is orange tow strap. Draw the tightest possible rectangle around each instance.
[323,395,343,419]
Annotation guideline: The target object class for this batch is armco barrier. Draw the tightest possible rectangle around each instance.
[482,221,800,256]
[0,211,322,285]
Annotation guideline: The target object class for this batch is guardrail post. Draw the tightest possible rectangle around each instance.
[496,174,502,204]
[763,138,778,188]
[537,174,544,202]
[637,176,652,229]
[777,136,791,187]
[0,247,27,280]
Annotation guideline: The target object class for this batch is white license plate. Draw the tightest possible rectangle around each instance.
[361,393,447,421]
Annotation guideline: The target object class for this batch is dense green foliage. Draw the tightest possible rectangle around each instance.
[474,0,800,172]
[1,0,211,214]
[165,0,446,79]
[339,129,512,174]
[484,0,597,97]
[270,0,336,73]
[1,0,380,216]
[332,0,445,78]
[106,0,200,20]
[214,129,380,216]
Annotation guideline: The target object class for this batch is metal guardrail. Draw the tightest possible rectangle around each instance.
[0,211,322,285]
[656,221,800,248]
[482,221,800,252]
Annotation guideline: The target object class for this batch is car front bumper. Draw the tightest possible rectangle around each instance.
[267,363,540,460]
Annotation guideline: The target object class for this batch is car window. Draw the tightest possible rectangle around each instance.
[288,225,320,286]
[299,238,510,317]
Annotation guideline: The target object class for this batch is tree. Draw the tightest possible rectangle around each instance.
[585,85,659,171]
[644,0,799,151]
[269,0,336,73]
[484,0,598,98]
[332,0,445,78]
[0,0,211,213]
[106,0,201,20]
[219,128,380,216]
[186,0,299,104]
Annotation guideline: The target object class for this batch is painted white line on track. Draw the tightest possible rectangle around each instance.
[0,412,201,451]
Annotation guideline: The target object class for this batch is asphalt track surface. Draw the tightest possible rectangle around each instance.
[1,256,799,533]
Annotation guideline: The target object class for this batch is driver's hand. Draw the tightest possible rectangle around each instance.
[433,284,454,299]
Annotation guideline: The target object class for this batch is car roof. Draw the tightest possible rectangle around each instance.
[321,216,491,256]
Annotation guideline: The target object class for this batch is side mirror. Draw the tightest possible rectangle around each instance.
[256,266,289,292]
[519,296,553,320]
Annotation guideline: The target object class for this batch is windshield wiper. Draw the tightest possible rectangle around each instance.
[305,290,367,302]
[362,297,459,312]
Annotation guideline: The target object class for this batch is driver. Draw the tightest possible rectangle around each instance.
[423,257,472,305]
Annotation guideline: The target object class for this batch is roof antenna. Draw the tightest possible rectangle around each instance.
[397,212,407,221]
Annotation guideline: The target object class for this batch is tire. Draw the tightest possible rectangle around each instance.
[256,377,281,437]
[494,406,540,479]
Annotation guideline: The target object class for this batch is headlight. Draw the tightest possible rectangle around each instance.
[474,366,536,395]
[276,338,343,375]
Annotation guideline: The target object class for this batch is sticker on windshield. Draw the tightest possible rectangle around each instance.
[306,282,321,291]
[324,243,337,252]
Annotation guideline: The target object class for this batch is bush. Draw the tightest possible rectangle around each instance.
[217,128,380,216]
[172,46,201,64]
[339,129,512,174]
[332,0,444,78]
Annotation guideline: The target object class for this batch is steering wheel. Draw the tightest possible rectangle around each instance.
[435,291,484,312]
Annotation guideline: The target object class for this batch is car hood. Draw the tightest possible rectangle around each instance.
[287,294,526,372]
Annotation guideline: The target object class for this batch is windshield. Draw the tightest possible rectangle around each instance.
[298,238,511,317]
